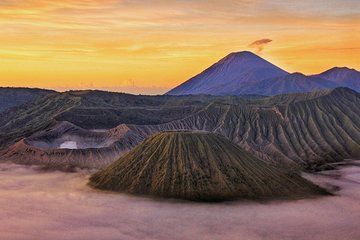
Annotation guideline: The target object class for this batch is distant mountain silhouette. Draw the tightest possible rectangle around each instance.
[167,52,360,96]
[166,51,288,95]
[235,72,339,96]
[314,67,360,92]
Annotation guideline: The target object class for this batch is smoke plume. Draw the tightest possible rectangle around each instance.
[248,38,273,53]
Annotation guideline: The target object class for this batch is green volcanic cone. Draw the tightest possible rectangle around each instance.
[90,132,327,201]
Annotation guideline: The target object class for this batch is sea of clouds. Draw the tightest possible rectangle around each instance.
[0,162,359,240]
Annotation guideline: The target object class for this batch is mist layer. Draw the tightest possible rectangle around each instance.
[0,162,359,240]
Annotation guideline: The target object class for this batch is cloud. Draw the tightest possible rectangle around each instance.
[248,38,273,53]
[0,162,360,240]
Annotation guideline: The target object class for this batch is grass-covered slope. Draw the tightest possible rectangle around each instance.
[90,132,327,201]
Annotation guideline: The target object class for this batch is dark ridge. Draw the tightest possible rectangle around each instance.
[0,87,56,112]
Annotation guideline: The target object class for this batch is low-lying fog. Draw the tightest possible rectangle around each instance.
[0,162,359,240]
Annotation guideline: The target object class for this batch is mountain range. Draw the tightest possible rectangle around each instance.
[1,87,359,171]
[0,51,359,172]
[167,51,360,96]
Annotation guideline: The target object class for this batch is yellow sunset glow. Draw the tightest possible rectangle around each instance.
[0,0,359,94]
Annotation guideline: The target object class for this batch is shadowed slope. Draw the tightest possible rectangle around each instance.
[125,88,360,169]
[2,88,359,171]
[235,73,339,95]
[0,87,56,112]
[315,67,360,92]
[0,90,253,149]
[0,92,81,148]
[90,132,327,201]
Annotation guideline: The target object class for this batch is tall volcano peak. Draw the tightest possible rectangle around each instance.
[166,51,288,95]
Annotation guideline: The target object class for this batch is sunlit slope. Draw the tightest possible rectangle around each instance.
[90,132,327,201]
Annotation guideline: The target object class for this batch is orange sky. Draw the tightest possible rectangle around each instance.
[0,0,359,94]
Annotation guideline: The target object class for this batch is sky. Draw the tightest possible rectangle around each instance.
[0,0,359,94]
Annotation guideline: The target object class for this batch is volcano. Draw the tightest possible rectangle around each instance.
[166,52,360,96]
[89,132,327,201]
[166,51,288,95]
